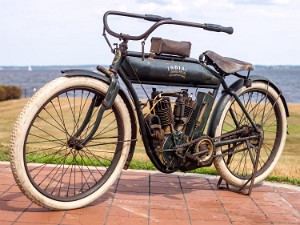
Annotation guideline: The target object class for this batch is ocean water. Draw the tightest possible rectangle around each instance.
[0,66,299,103]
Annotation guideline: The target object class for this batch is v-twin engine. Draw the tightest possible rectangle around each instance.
[145,88,215,172]
[152,88,196,134]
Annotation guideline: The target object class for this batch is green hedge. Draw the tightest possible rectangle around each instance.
[0,85,22,101]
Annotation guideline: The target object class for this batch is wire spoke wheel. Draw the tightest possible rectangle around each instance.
[25,87,123,201]
[10,77,131,209]
[214,81,287,187]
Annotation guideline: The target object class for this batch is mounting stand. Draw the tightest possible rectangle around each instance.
[217,140,262,195]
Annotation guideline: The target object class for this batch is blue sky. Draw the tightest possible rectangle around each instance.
[1,0,299,66]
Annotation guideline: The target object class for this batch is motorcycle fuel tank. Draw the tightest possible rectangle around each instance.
[120,53,220,87]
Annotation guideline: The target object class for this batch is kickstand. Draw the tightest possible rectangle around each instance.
[217,141,262,196]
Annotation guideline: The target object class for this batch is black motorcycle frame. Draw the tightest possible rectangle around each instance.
[63,11,289,180]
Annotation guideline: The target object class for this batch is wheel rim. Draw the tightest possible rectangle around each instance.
[23,87,124,201]
[220,88,283,180]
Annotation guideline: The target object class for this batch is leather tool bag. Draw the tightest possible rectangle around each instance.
[150,37,191,57]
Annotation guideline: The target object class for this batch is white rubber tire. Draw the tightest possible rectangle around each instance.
[214,81,287,187]
[10,76,131,210]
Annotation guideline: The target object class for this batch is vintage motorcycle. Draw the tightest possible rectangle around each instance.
[10,11,288,210]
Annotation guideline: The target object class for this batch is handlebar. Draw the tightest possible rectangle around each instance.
[103,10,234,41]
[144,14,172,22]
[203,23,233,35]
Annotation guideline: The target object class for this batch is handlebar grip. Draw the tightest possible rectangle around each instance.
[144,14,172,22]
[204,23,234,34]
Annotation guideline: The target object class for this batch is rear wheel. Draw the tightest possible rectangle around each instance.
[10,76,131,210]
[214,81,287,187]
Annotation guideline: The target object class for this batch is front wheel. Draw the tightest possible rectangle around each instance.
[213,81,287,187]
[10,76,131,210]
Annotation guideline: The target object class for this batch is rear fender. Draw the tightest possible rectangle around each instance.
[207,75,289,138]
[62,69,137,169]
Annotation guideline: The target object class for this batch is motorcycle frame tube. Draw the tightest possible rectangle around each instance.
[117,67,171,172]
[207,76,289,143]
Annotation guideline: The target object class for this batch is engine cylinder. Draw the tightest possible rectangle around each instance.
[174,93,196,131]
[154,97,173,133]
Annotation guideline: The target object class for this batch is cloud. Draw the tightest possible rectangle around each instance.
[137,0,169,4]
[1,0,300,65]
[229,0,290,5]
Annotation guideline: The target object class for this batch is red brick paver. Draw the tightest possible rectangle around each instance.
[0,162,299,224]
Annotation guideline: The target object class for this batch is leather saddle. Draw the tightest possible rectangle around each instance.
[203,50,253,74]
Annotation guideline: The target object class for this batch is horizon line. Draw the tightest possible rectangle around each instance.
[1,64,300,68]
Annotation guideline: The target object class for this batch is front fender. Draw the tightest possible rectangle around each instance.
[61,69,137,169]
[207,75,289,138]
[62,69,111,83]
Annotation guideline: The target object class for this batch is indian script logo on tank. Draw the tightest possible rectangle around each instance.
[167,65,187,78]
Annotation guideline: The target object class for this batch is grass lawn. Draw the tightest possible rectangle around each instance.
[0,98,299,185]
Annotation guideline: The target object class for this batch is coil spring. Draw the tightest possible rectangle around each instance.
[155,97,173,128]
[184,104,194,119]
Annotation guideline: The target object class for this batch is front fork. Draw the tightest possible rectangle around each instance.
[68,72,120,150]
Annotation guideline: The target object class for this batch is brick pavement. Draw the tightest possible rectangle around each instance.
[0,162,299,225]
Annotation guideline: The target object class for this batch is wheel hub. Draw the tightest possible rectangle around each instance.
[67,137,84,150]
